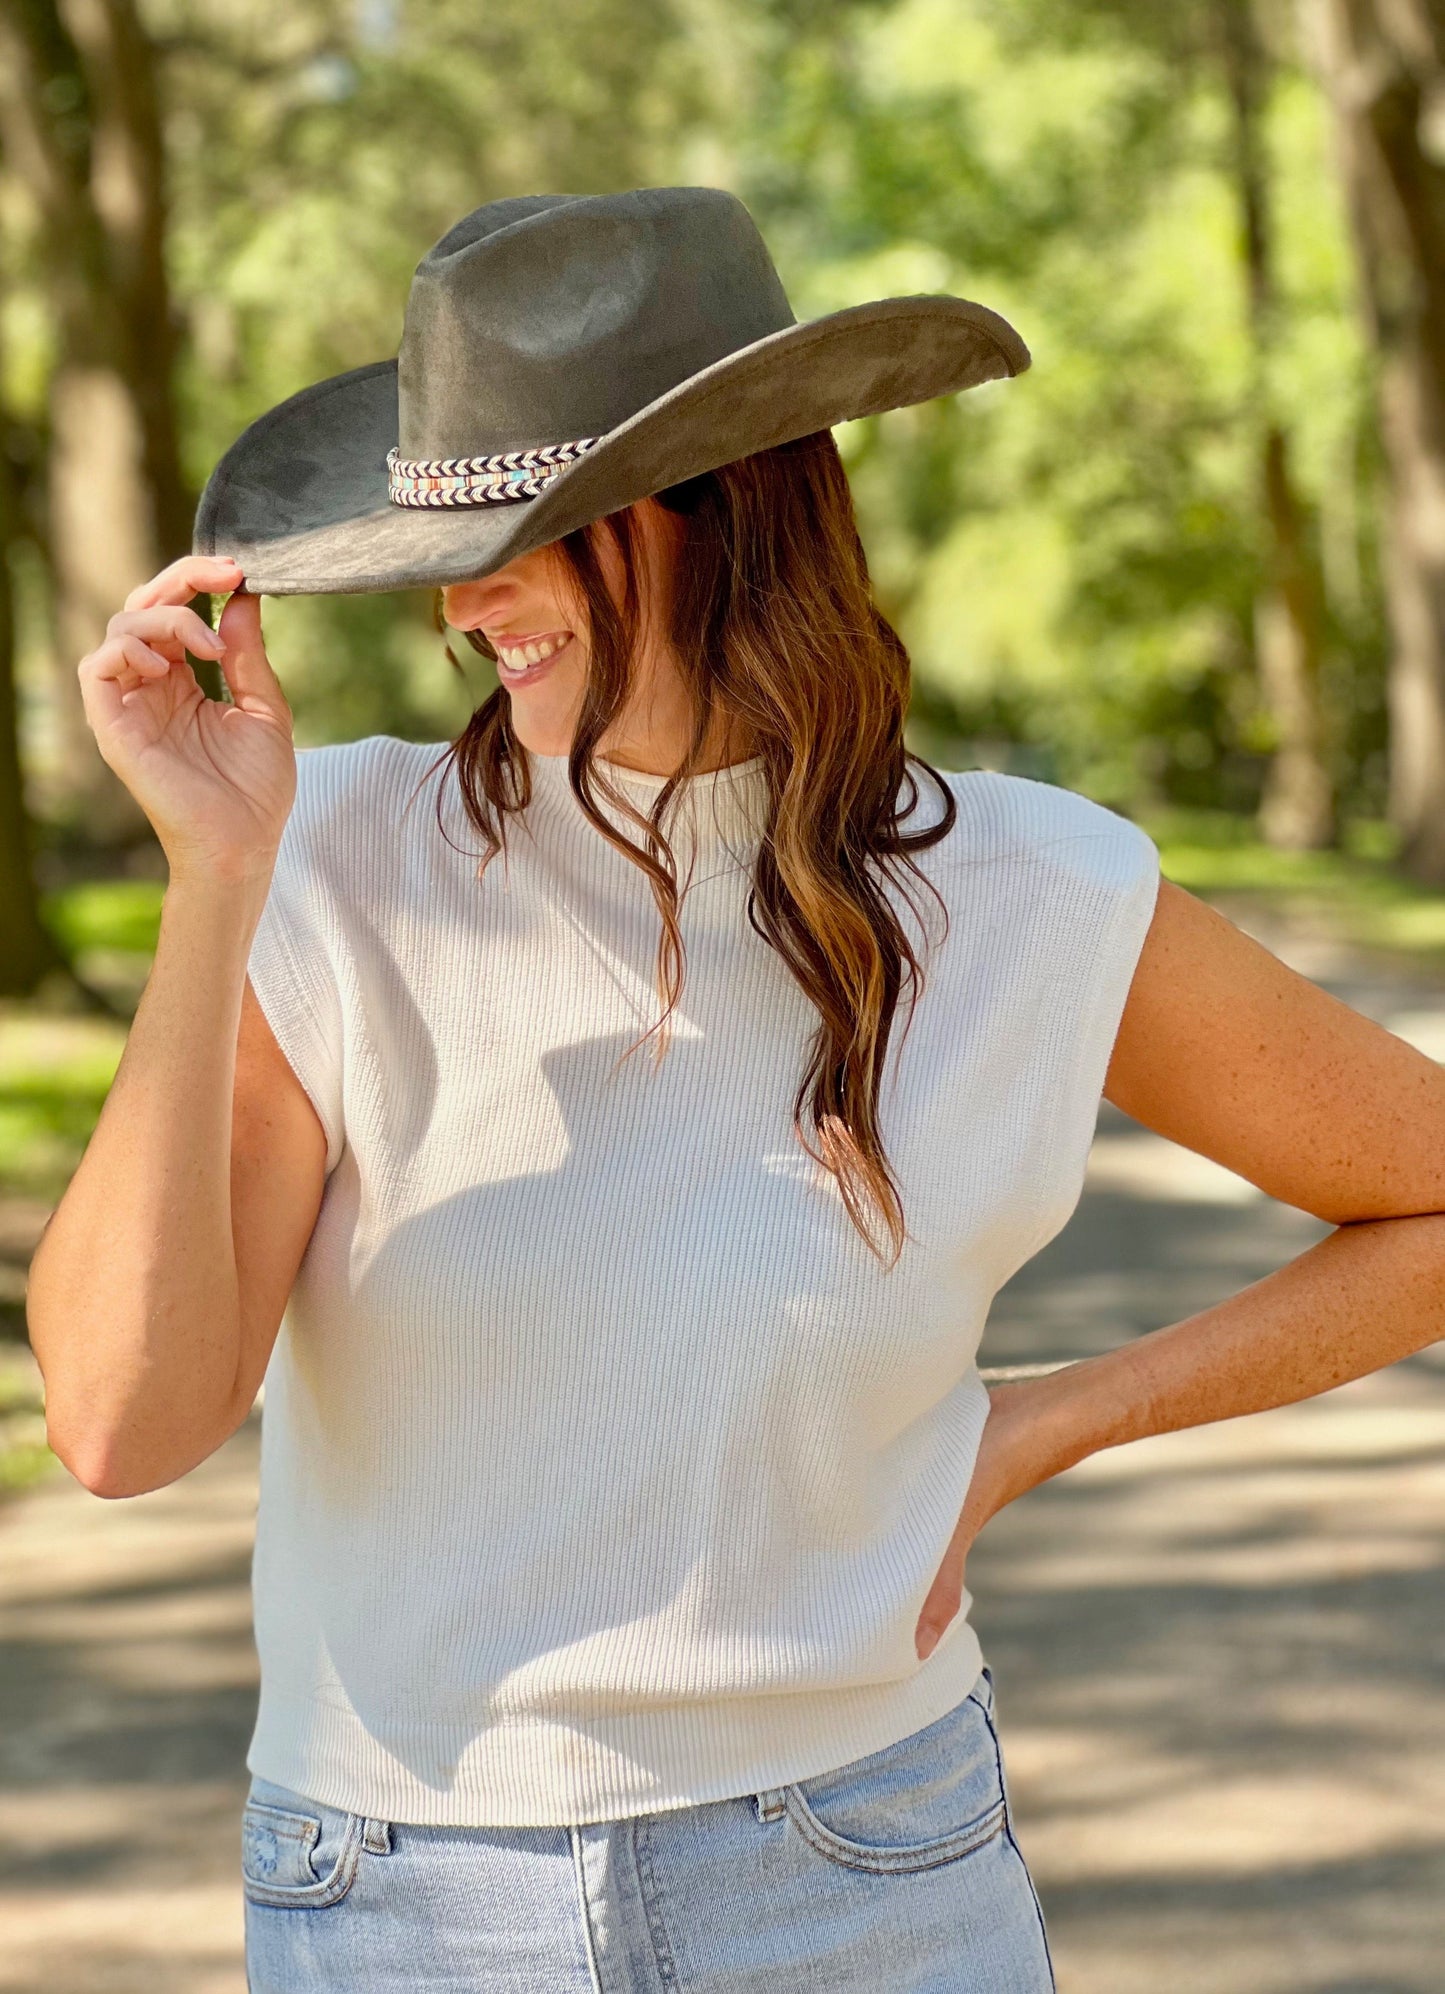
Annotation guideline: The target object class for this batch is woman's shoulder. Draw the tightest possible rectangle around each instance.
[285,734,452,856]
[289,734,431,806]
[917,763,1159,890]
[271,736,455,920]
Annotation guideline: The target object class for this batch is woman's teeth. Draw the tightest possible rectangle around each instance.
[495,633,571,675]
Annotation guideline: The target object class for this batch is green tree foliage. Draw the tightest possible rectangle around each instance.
[1,0,1401,862]
[730,0,1385,815]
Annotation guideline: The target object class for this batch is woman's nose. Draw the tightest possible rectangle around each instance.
[444,578,514,626]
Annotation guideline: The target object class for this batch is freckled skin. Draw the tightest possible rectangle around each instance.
[915,875,1445,1656]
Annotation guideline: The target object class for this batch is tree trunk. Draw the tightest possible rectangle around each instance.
[1220,0,1336,848]
[1307,0,1445,881]
[0,0,193,845]
[1255,422,1336,845]
[0,418,66,997]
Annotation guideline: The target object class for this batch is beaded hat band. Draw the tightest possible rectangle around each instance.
[386,438,600,509]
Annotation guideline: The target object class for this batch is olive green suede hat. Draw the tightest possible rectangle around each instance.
[192,186,1030,596]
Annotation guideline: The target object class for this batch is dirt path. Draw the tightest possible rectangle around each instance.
[3,910,1444,1993]
[0,1413,260,1993]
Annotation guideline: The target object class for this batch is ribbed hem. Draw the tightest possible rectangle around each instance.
[245,1621,986,1828]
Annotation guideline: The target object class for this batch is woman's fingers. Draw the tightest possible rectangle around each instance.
[86,633,175,685]
[214,589,290,721]
[77,634,181,741]
[914,1541,966,1660]
[73,561,296,873]
[108,603,227,659]
[80,578,285,722]
[123,554,245,614]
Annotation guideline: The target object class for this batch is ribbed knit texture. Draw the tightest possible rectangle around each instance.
[244,734,1160,1827]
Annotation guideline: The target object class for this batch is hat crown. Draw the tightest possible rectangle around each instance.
[397,187,797,461]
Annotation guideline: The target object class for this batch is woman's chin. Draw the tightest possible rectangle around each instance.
[504,686,583,758]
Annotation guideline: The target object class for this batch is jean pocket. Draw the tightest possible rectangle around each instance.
[241,1778,368,1909]
[784,1687,1008,1875]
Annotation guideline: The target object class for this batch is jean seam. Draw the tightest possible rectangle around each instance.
[633,1814,680,1991]
[977,1692,1056,1990]
[568,1828,606,1994]
[1002,1818,1058,1993]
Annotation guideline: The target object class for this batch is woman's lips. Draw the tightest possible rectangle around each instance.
[492,630,575,687]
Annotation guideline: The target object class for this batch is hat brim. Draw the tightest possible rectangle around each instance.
[193,295,1029,595]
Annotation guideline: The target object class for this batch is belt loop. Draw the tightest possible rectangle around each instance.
[362,1817,393,1854]
[753,1787,787,1823]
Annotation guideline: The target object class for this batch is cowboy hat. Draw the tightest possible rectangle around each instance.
[192,186,1030,596]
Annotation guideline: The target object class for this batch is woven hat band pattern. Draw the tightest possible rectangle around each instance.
[386,438,601,508]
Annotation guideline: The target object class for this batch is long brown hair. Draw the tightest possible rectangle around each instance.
[424,430,958,1265]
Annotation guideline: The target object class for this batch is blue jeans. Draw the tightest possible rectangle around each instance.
[241,1665,1055,1991]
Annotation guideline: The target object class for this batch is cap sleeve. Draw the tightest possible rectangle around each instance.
[944,769,1162,1262]
[1044,798,1161,1124]
[1021,777,1160,1248]
[246,747,347,1176]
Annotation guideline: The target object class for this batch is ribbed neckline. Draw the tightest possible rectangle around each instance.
[522,746,770,857]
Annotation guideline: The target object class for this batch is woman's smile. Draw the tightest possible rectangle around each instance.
[491,629,576,686]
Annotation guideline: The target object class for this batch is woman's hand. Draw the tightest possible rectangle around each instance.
[77,554,297,880]
[914,1380,1053,1660]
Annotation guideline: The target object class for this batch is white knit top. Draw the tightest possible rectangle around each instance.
[243,733,1160,1827]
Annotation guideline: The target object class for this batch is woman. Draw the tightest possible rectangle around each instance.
[27,188,1445,1992]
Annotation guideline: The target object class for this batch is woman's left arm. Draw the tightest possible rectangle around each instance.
[916,877,1445,1657]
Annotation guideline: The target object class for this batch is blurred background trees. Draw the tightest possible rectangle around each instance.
[3,0,1445,1007]
[1308,0,1445,878]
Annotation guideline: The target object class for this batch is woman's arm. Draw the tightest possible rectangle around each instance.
[916,877,1445,1656]
[26,557,326,1498]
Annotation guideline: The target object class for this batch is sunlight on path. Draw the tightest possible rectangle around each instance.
[0,1418,260,1994]
[973,1364,1445,1992]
